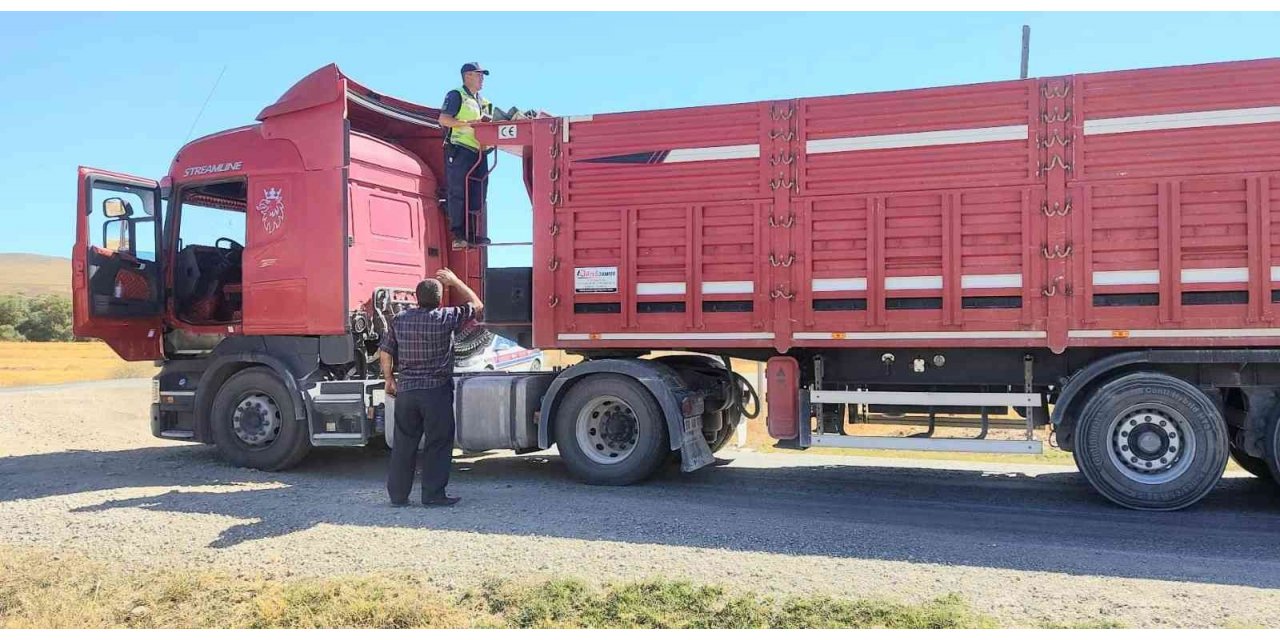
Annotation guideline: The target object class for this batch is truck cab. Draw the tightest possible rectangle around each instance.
[73,65,516,469]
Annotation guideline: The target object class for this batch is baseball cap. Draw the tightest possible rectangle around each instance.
[460,62,490,76]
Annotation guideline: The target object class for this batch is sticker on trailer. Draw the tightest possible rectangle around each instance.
[574,266,618,294]
[498,124,518,140]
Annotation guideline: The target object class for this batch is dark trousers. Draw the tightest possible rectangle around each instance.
[387,385,456,503]
[445,144,489,240]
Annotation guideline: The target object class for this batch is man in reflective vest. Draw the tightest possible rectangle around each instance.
[439,62,494,250]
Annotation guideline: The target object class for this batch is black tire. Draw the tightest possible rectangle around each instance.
[210,368,312,471]
[554,374,670,485]
[1072,372,1228,511]
[1229,442,1273,480]
[1267,410,1280,486]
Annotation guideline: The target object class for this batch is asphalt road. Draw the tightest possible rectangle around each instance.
[2,380,1279,626]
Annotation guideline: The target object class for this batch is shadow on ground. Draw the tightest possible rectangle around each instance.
[3,442,1280,587]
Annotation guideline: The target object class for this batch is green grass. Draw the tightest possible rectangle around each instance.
[0,545,1081,629]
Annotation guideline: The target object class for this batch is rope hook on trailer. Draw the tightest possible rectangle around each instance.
[1042,201,1072,217]
[769,177,796,191]
[770,286,796,300]
[770,153,795,166]
[1038,155,1072,175]
[768,213,796,228]
[547,295,560,308]
[769,253,796,267]
[1041,244,1073,259]
[547,256,560,272]
[548,222,560,236]
[1038,133,1072,149]
[1041,83,1071,99]
[1041,108,1072,123]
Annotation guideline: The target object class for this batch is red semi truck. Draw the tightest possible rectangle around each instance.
[75,58,1280,510]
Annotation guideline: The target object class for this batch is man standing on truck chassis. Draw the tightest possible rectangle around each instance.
[379,268,485,507]
[439,62,495,250]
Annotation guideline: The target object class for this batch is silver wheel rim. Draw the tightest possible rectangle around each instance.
[1105,402,1196,485]
[232,393,282,448]
[575,394,638,465]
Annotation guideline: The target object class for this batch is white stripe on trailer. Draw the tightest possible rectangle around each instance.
[567,114,594,122]
[558,332,775,341]
[1180,267,1249,284]
[885,275,943,290]
[811,389,1041,407]
[1083,105,1280,136]
[635,281,754,295]
[1069,328,1280,339]
[793,330,1047,340]
[1093,270,1161,286]
[961,273,1022,289]
[813,277,867,292]
[807,124,1028,154]
[1272,266,1280,282]
[664,144,760,163]
[636,282,686,295]
[1092,268,1251,286]
[702,280,754,294]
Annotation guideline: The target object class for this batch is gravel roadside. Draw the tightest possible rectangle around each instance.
[2,381,1279,628]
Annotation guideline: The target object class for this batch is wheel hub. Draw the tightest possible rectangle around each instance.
[576,395,639,465]
[1107,405,1192,484]
[232,393,281,447]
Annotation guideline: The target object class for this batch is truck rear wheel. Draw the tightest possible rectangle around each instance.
[1073,372,1228,510]
[210,368,312,471]
[1266,411,1280,486]
[554,374,669,485]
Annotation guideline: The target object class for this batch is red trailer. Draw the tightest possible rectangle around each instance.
[74,58,1280,510]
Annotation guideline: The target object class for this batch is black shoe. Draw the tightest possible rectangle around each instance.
[423,496,461,507]
[469,236,492,246]
[708,457,733,467]
[390,500,411,508]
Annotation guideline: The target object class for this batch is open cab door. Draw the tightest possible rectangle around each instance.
[73,167,165,361]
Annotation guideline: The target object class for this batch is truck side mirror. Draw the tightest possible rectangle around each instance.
[103,218,132,252]
[103,197,133,219]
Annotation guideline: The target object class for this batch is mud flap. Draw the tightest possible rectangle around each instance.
[679,415,715,472]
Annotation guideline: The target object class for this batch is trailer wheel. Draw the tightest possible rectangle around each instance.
[210,368,312,471]
[554,374,669,485]
[1073,372,1227,510]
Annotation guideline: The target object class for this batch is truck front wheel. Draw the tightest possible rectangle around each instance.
[1073,372,1228,510]
[554,374,670,485]
[210,368,312,471]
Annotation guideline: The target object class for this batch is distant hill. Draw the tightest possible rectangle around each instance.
[0,253,71,297]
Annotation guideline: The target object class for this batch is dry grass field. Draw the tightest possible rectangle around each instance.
[0,253,70,297]
[0,342,155,387]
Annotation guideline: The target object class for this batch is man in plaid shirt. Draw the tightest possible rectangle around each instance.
[380,268,483,507]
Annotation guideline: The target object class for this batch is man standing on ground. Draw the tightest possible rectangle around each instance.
[438,62,494,250]
[380,268,484,507]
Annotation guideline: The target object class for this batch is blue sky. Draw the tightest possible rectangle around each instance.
[2,11,1278,267]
